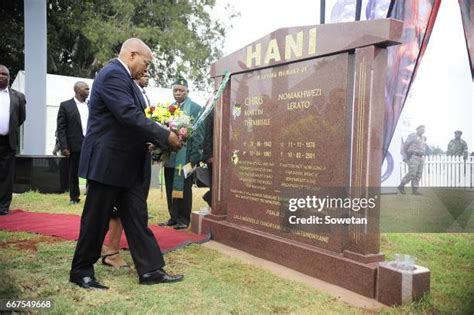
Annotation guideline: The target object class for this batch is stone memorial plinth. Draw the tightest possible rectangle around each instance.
[377,262,430,306]
[191,210,209,235]
[201,19,428,302]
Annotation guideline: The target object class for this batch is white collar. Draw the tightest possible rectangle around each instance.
[0,87,9,93]
[117,58,132,77]
[74,97,86,104]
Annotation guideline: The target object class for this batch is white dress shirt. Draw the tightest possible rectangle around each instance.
[135,82,151,107]
[0,87,10,135]
[74,97,89,136]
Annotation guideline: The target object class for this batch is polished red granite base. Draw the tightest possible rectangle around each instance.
[377,262,430,306]
[202,216,380,298]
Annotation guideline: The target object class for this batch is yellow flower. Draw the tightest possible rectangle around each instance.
[145,106,153,118]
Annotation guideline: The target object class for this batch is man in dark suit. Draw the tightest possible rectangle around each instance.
[69,38,183,290]
[135,71,151,107]
[57,81,90,205]
[0,65,26,216]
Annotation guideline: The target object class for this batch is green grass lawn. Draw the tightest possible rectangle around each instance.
[381,188,474,233]
[0,189,473,314]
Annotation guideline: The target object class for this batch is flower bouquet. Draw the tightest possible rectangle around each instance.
[145,102,194,162]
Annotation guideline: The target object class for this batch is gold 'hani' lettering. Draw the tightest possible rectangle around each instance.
[264,39,281,64]
[246,28,317,68]
[285,31,303,59]
[247,43,262,67]
[308,27,317,54]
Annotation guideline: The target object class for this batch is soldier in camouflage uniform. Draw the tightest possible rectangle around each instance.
[398,125,427,195]
[447,130,468,158]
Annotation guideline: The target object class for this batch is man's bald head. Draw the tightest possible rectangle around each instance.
[119,38,153,59]
[74,81,88,93]
[74,81,90,102]
[0,64,10,90]
[0,65,9,74]
[118,38,153,80]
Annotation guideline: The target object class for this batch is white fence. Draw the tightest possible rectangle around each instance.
[400,155,474,188]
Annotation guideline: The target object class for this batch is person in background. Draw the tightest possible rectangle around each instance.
[0,64,26,216]
[398,125,427,195]
[160,77,203,230]
[52,130,61,156]
[100,71,153,269]
[447,130,468,159]
[100,206,128,268]
[135,70,151,107]
[57,81,90,205]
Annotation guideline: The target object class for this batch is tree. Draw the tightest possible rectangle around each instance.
[0,1,24,82]
[1,0,237,89]
[426,145,445,156]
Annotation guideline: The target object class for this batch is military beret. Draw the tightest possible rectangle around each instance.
[172,77,188,88]
[416,125,425,130]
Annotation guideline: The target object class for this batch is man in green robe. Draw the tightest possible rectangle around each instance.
[161,78,203,229]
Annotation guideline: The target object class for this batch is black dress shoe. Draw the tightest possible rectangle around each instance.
[69,200,80,205]
[173,223,188,230]
[70,276,109,290]
[0,209,9,215]
[139,268,184,285]
[158,219,177,227]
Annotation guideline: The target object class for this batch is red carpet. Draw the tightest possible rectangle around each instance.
[0,210,208,253]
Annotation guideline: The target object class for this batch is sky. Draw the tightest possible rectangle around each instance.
[217,0,320,56]
[214,0,473,150]
[397,0,472,149]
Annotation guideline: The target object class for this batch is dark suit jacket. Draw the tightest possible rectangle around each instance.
[7,88,26,151]
[57,98,85,153]
[134,82,153,197]
[202,110,214,162]
[78,59,170,188]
